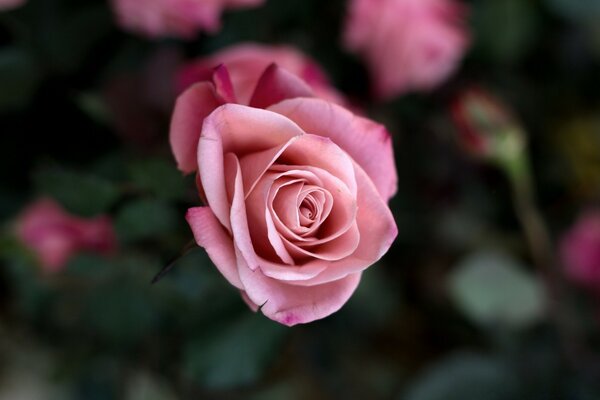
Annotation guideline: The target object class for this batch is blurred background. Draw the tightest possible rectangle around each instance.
[2,0,600,398]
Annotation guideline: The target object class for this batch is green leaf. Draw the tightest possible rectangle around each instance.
[128,159,187,201]
[184,313,288,389]
[404,353,520,400]
[115,199,178,242]
[33,166,120,216]
[0,47,41,111]
[448,250,545,329]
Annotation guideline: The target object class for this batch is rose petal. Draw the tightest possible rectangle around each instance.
[249,63,314,109]
[226,153,260,270]
[238,263,362,326]
[199,104,305,230]
[186,207,243,289]
[269,97,398,200]
[288,162,397,285]
[170,82,222,174]
[212,64,237,103]
[277,133,357,197]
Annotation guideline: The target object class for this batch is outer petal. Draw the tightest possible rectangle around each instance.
[186,207,243,288]
[198,104,305,230]
[249,63,314,109]
[269,98,398,201]
[238,261,362,326]
[170,82,222,173]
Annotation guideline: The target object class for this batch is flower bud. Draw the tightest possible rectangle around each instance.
[451,87,526,165]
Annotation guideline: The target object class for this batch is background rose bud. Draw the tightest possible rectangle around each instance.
[110,0,265,39]
[560,211,600,288]
[171,44,347,174]
[451,87,526,163]
[15,198,116,272]
[343,0,470,100]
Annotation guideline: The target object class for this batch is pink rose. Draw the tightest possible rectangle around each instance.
[171,65,397,326]
[560,211,600,288]
[110,0,265,38]
[0,0,25,10]
[15,199,116,272]
[343,0,470,100]
[177,43,346,106]
[171,44,347,174]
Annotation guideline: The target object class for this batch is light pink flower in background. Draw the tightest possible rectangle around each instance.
[560,211,600,288]
[15,199,116,272]
[343,0,470,100]
[171,63,397,325]
[171,43,347,174]
[0,0,25,11]
[110,0,265,39]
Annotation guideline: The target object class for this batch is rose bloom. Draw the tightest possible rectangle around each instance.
[0,0,25,10]
[560,211,600,288]
[110,0,264,38]
[343,0,470,100]
[171,60,397,326]
[15,198,116,272]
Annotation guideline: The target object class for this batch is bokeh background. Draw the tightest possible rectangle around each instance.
[2,0,600,398]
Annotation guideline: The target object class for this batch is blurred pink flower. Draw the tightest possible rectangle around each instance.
[110,0,265,38]
[343,0,470,100]
[15,199,116,272]
[0,0,25,11]
[177,43,346,105]
[560,211,600,288]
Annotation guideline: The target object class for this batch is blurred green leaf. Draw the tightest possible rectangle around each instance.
[472,0,540,64]
[184,313,287,389]
[128,159,187,201]
[125,372,177,400]
[75,92,112,126]
[0,47,41,111]
[403,353,520,400]
[544,0,600,21]
[34,166,120,216]
[115,198,178,242]
[39,4,113,74]
[84,282,159,345]
[448,250,545,329]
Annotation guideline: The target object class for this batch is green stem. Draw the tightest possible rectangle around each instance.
[501,153,586,368]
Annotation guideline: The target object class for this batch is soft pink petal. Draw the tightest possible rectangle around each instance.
[288,163,397,285]
[226,153,261,270]
[199,105,306,230]
[239,264,362,326]
[238,137,299,197]
[212,64,237,103]
[249,64,314,109]
[269,97,397,200]
[277,133,357,197]
[170,82,222,174]
[186,207,243,288]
